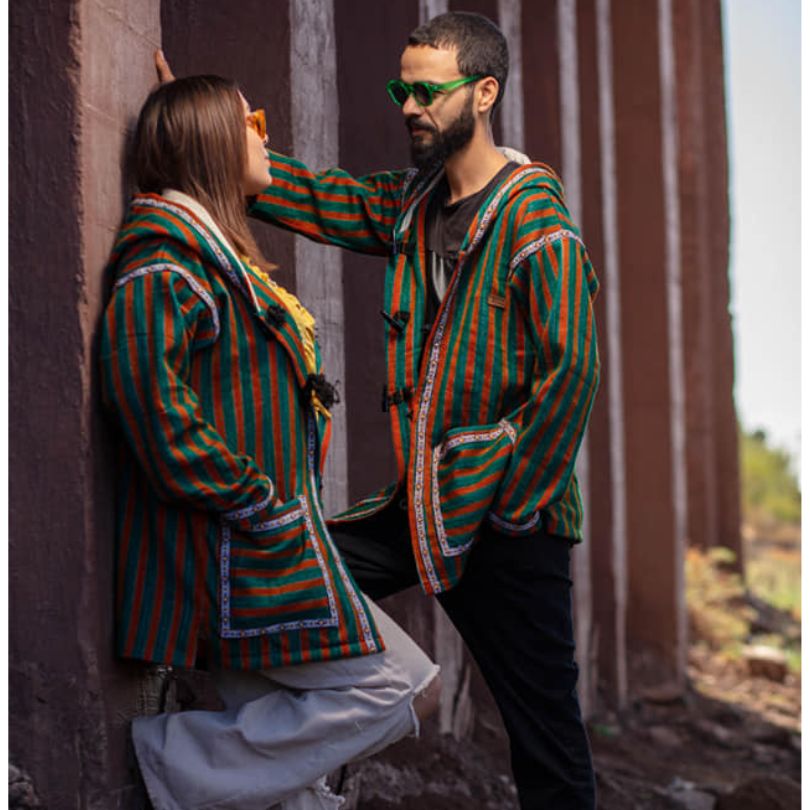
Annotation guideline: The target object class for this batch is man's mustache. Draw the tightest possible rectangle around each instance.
[406,117,438,136]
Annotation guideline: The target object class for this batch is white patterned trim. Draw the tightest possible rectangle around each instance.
[411,265,461,592]
[430,420,517,557]
[115,263,221,342]
[409,167,551,592]
[219,494,340,639]
[307,417,379,653]
[508,228,584,273]
[488,510,541,534]
[137,196,261,313]
[222,477,275,523]
[466,166,553,259]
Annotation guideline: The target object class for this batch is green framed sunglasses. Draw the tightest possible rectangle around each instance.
[386,75,484,108]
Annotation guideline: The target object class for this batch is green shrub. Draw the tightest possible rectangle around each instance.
[739,427,800,526]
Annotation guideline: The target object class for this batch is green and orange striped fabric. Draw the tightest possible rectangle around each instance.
[252,154,600,595]
[100,193,382,669]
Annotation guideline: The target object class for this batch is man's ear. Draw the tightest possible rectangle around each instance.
[476,76,500,115]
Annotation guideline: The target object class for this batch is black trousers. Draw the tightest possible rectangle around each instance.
[331,498,596,810]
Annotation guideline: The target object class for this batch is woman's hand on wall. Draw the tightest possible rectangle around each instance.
[155,49,176,83]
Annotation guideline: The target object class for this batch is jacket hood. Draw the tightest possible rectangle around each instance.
[395,158,567,245]
[108,192,261,310]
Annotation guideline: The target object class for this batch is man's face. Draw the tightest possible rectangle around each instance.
[399,45,477,171]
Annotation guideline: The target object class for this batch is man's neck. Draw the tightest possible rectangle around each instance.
[443,133,509,205]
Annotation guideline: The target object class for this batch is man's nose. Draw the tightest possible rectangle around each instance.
[401,94,422,116]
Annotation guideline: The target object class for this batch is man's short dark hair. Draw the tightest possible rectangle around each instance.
[408,12,509,110]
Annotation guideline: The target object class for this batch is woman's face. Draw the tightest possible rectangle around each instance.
[241,94,272,195]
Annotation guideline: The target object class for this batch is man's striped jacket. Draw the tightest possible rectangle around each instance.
[100,192,382,670]
[251,154,600,595]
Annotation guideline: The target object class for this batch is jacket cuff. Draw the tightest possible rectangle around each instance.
[222,476,276,531]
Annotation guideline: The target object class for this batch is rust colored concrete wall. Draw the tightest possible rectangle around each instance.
[336,0,417,503]
[674,0,720,558]
[672,0,739,568]
[521,1,562,170]
[610,0,685,684]
[10,0,161,806]
[701,0,741,564]
[576,0,624,706]
[77,0,166,804]
[161,0,296,293]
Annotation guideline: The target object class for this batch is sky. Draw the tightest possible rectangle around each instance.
[721,0,801,465]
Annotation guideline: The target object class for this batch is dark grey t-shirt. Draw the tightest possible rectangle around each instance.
[424,161,518,329]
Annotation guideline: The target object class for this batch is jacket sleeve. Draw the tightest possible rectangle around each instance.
[248,151,409,255]
[100,262,277,530]
[492,231,600,529]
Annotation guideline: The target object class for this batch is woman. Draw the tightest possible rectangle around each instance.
[100,75,440,810]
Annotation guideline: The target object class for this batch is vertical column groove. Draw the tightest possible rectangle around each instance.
[289,0,348,515]
[497,0,525,151]
[596,0,628,704]
[658,0,689,677]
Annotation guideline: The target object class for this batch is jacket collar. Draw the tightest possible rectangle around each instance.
[121,192,314,392]
[395,161,562,261]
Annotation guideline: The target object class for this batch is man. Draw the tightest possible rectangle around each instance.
[158,10,598,808]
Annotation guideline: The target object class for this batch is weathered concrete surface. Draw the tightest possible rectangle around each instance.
[701,0,741,566]
[611,0,685,686]
[335,0,416,503]
[161,0,296,293]
[10,0,161,807]
[576,0,628,708]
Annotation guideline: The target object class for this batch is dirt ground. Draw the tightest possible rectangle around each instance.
[348,640,800,809]
[351,531,801,809]
[589,646,801,809]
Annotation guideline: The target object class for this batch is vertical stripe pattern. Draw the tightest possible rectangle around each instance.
[100,194,381,670]
[251,153,600,594]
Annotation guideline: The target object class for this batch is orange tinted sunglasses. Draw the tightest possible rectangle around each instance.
[246,108,267,140]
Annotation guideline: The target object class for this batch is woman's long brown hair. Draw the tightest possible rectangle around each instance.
[133,75,272,272]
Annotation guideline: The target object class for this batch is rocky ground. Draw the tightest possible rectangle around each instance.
[343,640,800,809]
[347,529,802,809]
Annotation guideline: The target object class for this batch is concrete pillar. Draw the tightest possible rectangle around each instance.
[10,0,161,806]
[289,0,348,515]
[701,0,741,565]
[674,0,721,559]
[578,0,629,708]
[611,0,688,687]
[335,1,415,506]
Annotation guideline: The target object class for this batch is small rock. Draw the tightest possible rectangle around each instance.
[640,681,686,704]
[665,778,716,810]
[742,645,788,682]
[715,775,801,810]
[749,721,792,747]
[751,743,777,765]
[694,718,738,748]
[673,790,716,810]
[8,764,42,810]
[647,725,681,747]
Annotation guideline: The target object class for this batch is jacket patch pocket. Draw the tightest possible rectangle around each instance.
[220,495,339,638]
[432,420,516,557]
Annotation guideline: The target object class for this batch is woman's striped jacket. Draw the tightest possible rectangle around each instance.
[251,154,600,595]
[100,193,382,670]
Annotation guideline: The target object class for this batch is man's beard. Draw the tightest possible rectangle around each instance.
[408,94,476,171]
